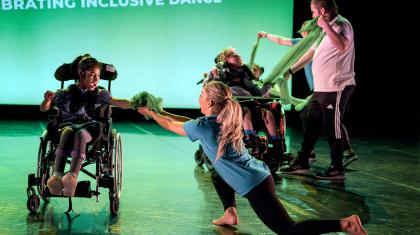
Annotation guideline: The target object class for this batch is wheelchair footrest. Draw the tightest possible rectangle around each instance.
[28,174,37,187]
[41,180,95,198]
[74,181,92,198]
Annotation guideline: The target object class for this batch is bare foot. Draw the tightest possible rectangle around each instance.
[212,207,239,226]
[341,215,368,235]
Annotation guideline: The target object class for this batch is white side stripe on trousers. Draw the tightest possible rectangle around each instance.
[335,91,342,139]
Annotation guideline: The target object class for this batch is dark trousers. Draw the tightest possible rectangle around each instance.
[300,85,355,168]
[212,172,341,234]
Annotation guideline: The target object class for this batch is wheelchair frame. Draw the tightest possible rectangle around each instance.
[194,96,292,174]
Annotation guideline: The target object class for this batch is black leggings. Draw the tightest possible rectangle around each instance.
[211,171,236,210]
[212,172,342,235]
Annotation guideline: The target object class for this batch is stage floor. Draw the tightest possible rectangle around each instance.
[0,120,419,234]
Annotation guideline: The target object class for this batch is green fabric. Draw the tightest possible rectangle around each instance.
[130,91,163,118]
[263,17,324,85]
[249,37,260,67]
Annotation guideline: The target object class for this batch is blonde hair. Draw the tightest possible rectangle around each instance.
[203,81,244,159]
[222,47,237,63]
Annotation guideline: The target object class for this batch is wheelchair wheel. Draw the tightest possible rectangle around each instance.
[278,107,287,152]
[36,132,54,202]
[203,153,214,171]
[109,129,122,214]
[110,197,120,216]
[194,145,205,166]
[27,188,40,213]
[278,107,286,137]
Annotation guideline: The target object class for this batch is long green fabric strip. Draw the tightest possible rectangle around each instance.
[262,17,324,85]
[249,37,260,67]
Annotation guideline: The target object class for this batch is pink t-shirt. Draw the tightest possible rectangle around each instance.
[312,15,356,92]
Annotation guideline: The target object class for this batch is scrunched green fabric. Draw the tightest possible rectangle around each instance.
[130,91,163,117]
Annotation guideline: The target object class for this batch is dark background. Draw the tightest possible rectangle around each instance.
[1,0,417,139]
[290,0,418,138]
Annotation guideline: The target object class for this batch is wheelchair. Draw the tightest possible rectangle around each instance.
[194,96,292,174]
[26,60,123,215]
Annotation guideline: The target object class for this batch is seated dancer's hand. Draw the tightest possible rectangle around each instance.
[44,90,55,101]
[137,107,153,116]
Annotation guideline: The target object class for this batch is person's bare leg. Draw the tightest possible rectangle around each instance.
[243,108,253,131]
[262,109,277,137]
[212,207,239,226]
[340,215,368,235]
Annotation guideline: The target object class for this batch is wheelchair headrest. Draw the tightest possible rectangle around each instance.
[54,62,118,82]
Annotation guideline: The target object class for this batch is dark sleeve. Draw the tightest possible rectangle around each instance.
[243,78,263,96]
[243,66,263,96]
[53,89,69,111]
[97,89,111,104]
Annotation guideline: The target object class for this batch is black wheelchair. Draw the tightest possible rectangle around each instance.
[26,60,123,215]
[194,96,292,174]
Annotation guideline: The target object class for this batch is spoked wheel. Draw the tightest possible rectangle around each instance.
[36,132,53,203]
[27,188,40,213]
[194,145,205,166]
[110,197,120,216]
[109,130,123,215]
[202,152,214,171]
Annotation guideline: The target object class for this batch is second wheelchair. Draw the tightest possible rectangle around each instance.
[194,96,292,174]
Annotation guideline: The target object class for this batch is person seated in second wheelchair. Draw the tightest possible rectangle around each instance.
[40,54,131,197]
[206,47,281,157]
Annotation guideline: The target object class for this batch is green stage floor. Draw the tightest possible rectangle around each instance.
[0,120,419,234]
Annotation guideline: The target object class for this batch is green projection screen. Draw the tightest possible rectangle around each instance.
[1,0,293,108]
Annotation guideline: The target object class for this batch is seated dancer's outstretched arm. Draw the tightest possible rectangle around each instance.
[109,97,131,109]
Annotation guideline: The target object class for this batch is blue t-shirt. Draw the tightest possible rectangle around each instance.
[291,38,314,91]
[184,115,270,196]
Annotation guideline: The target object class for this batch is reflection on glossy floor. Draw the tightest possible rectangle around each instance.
[0,120,419,234]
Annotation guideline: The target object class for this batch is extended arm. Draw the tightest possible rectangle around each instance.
[291,49,314,73]
[109,97,132,109]
[138,107,187,136]
[161,110,191,122]
[258,31,293,46]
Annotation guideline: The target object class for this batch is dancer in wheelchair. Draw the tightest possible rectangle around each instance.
[40,54,131,197]
[205,47,282,158]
